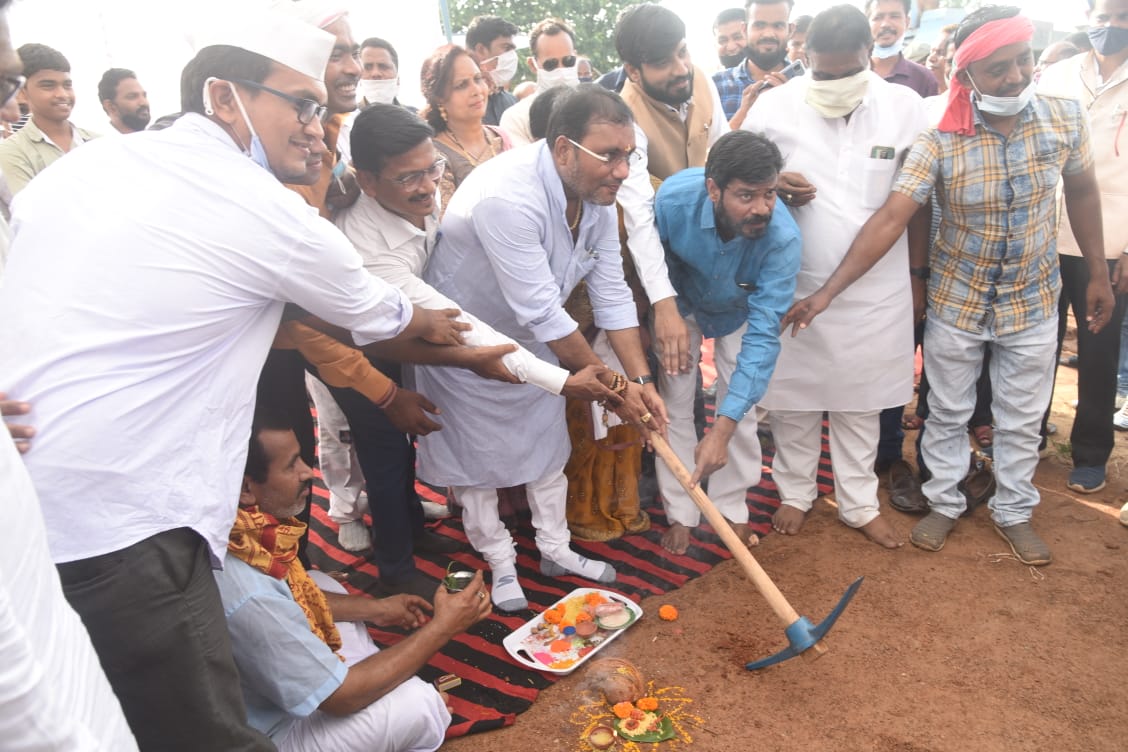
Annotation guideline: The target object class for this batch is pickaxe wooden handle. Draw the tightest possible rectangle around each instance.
[649,431,827,660]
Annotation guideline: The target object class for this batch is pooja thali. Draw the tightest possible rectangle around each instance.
[502,588,643,674]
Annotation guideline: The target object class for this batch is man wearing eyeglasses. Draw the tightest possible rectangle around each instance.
[0,43,97,197]
[499,17,581,146]
[0,12,515,749]
[414,86,668,612]
[654,131,800,555]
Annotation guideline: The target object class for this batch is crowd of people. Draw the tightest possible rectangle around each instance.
[1,0,1125,749]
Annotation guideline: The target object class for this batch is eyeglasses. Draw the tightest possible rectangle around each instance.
[382,158,447,191]
[0,75,25,108]
[541,55,577,72]
[230,79,328,125]
[567,138,643,169]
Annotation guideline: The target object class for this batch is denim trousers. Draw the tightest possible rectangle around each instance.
[921,315,1057,526]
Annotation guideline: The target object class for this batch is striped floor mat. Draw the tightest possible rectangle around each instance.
[305,424,835,739]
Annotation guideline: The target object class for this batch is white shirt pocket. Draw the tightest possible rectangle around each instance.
[861,157,898,211]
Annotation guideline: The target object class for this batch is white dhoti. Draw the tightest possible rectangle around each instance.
[769,409,881,528]
[279,572,451,752]
[656,317,760,528]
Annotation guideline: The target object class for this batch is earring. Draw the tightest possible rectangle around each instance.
[438,104,448,122]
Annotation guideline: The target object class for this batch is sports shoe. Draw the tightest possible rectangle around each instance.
[1115,402,1128,431]
[336,520,370,552]
[1120,501,1128,527]
[1066,465,1106,494]
[910,511,957,552]
[993,522,1052,566]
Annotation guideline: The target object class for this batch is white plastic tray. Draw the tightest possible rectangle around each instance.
[502,587,643,675]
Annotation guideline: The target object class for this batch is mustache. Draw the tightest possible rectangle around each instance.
[741,213,771,227]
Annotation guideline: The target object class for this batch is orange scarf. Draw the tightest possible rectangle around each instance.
[228,506,342,653]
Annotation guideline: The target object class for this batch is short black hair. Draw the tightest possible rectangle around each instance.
[794,14,814,34]
[1065,30,1093,52]
[714,8,747,30]
[864,0,911,16]
[706,130,782,190]
[529,85,569,140]
[361,37,399,70]
[180,45,273,115]
[98,68,136,103]
[806,5,873,56]
[954,5,1022,49]
[350,103,434,175]
[546,84,634,148]
[466,15,520,51]
[615,4,686,68]
[744,0,795,11]
[245,409,295,485]
[529,18,576,57]
[17,43,69,78]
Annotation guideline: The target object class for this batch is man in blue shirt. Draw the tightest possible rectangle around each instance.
[654,130,801,554]
[712,0,797,128]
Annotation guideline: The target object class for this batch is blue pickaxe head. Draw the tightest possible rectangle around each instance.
[745,576,864,671]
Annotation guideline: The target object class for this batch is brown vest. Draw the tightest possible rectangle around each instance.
[620,65,715,180]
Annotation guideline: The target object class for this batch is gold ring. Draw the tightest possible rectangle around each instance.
[784,192,793,202]
[477,591,487,601]
[640,412,653,423]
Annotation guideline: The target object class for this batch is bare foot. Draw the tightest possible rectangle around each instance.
[729,521,760,549]
[661,522,692,555]
[858,514,904,549]
[772,505,808,535]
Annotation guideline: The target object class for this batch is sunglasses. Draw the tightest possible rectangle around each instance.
[541,55,577,72]
[230,79,328,125]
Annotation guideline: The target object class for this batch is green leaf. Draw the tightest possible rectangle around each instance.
[613,715,676,743]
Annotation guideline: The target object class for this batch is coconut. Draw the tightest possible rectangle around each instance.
[585,657,644,705]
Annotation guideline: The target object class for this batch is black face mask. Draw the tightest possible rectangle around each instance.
[719,49,747,69]
[747,44,788,72]
[1088,25,1128,57]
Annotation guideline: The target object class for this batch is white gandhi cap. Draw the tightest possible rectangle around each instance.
[189,9,336,81]
[269,0,350,31]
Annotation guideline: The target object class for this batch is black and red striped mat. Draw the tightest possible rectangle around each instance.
[305,429,835,739]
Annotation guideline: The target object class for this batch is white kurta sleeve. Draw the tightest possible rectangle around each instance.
[618,124,678,304]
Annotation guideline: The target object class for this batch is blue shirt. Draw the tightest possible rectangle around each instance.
[656,167,802,421]
[712,63,756,121]
[214,555,348,742]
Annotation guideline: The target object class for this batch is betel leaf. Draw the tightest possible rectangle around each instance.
[613,715,676,743]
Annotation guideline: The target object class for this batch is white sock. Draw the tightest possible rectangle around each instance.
[489,561,527,612]
[540,547,616,584]
[420,500,450,520]
[336,520,370,552]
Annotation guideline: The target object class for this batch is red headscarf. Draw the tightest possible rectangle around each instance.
[937,15,1035,135]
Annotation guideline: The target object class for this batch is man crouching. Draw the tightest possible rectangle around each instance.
[214,410,491,751]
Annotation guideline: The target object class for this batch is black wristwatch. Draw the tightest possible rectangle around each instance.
[909,266,931,280]
[632,374,655,386]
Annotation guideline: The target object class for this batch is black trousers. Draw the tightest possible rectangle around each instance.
[325,359,424,583]
[57,528,275,752]
[1045,255,1127,468]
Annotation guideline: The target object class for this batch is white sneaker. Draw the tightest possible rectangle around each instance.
[1120,501,1128,527]
[336,520,370,552]
[1114,403,1128,431]
[420,500,451,520]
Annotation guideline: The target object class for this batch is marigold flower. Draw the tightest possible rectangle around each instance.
[585,592,608,606]
[543,608,563,624]
[658,604,679,621]
[612,701,635,719]
[636,696,659,711]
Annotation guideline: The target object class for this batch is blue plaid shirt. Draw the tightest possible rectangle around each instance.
[712,63,756,121]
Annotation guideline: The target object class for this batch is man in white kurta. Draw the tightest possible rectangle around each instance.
[0,14,468,749]
[743,8,927,547]
[416,88,664,612]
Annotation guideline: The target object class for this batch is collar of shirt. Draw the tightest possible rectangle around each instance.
[23,118,92,149]
[970,93,1037,134]
[355,192,437,252]
[535,140,576,229]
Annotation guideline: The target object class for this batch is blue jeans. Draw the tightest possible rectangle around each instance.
[921,316,1057,526]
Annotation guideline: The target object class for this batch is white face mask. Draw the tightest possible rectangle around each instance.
[357,78,399,106]
[872,36,904,60]
[804,70,870,118]
[536,63,579,93]
[968,74,1036,118]
[487,50,519,87]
